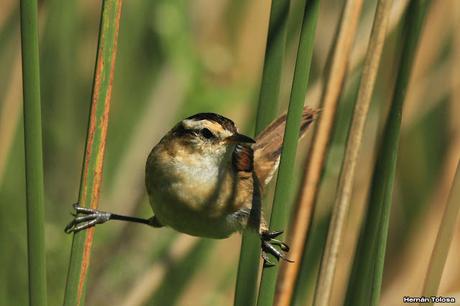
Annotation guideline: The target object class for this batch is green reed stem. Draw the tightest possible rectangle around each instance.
[62,1,122,306]
[312,0,392,305]
[257,0,319,305]
[234,1,291,306]
[20,0,47,305]
[344,1,430,305]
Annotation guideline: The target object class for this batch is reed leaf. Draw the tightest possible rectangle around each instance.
[20,0,47,305]
[257,0,319,305]
[234,1,290,306]
[312,0,393,305]
[62,1,122,305]
[254,0,291,131]
[344,1,430,305]
[289,62,362,306]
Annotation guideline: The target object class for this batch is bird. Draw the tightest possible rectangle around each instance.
[65,106,318,266]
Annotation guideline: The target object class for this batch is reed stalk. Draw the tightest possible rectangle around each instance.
[234,1,290,306]
[344,1,430,305]
[62,1,122,305]
[20,0,47,305]
[256,0,319,305]
[277,0,363,305]
[311,0,393,305]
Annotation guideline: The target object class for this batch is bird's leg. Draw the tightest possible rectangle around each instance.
[260,230,293,267]
[64,203,163,234]
[247,172,292,266]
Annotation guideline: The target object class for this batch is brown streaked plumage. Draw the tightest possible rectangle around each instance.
[254,107,318,187]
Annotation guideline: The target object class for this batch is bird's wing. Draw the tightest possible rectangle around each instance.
[232,144,254,173]
[254,106,318,186]
[231,145,266,232]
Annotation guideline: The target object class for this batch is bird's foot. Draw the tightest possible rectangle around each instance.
[64,203,111,234]
[260,230,293,267]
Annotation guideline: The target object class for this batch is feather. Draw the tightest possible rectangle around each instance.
[254,106,318,186]
[232,144,254,172]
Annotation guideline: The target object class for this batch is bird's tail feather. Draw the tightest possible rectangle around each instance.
[254,106,318,186]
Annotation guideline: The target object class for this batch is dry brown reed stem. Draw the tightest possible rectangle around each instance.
[305,0,409,110]
[349,0,408,72]
[274,1,364,305]
[120,235,198,306]
[312,1,392,306]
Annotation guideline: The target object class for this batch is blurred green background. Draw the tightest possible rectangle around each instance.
[1,0,459,305]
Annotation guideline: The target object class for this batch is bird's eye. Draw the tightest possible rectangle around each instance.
[200,128,215,139]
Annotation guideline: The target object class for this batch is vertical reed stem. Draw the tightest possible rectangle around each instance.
[234,1,290,306]
[257,0,319,305]
[312,0,392,305]
[63,1,122,305]
[345,1,430,305]
[20,0,47,305]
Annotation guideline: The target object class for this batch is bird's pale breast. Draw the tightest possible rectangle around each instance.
[146,143,250,238]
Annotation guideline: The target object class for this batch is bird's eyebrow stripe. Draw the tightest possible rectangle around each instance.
[182,118,232,136]
[185,112,237,133]
[182,119,221,131]
[182,119,204,130]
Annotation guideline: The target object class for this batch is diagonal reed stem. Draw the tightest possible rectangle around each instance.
[311,0,393,305]
[20,0,47,305]
[63,1,122,305]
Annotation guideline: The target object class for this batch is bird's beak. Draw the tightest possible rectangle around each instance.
[227,133,256,144]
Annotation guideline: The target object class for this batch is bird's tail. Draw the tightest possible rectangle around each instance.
[254,106,318,186]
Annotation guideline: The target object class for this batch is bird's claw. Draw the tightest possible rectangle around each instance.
[261,230,293,267]
[64,203,111,234]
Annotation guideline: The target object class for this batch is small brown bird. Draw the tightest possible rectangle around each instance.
[65,107,317,266]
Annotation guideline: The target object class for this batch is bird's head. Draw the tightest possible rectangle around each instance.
[168,113,255,160]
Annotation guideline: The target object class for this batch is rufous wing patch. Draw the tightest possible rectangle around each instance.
[232,144,254,172]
